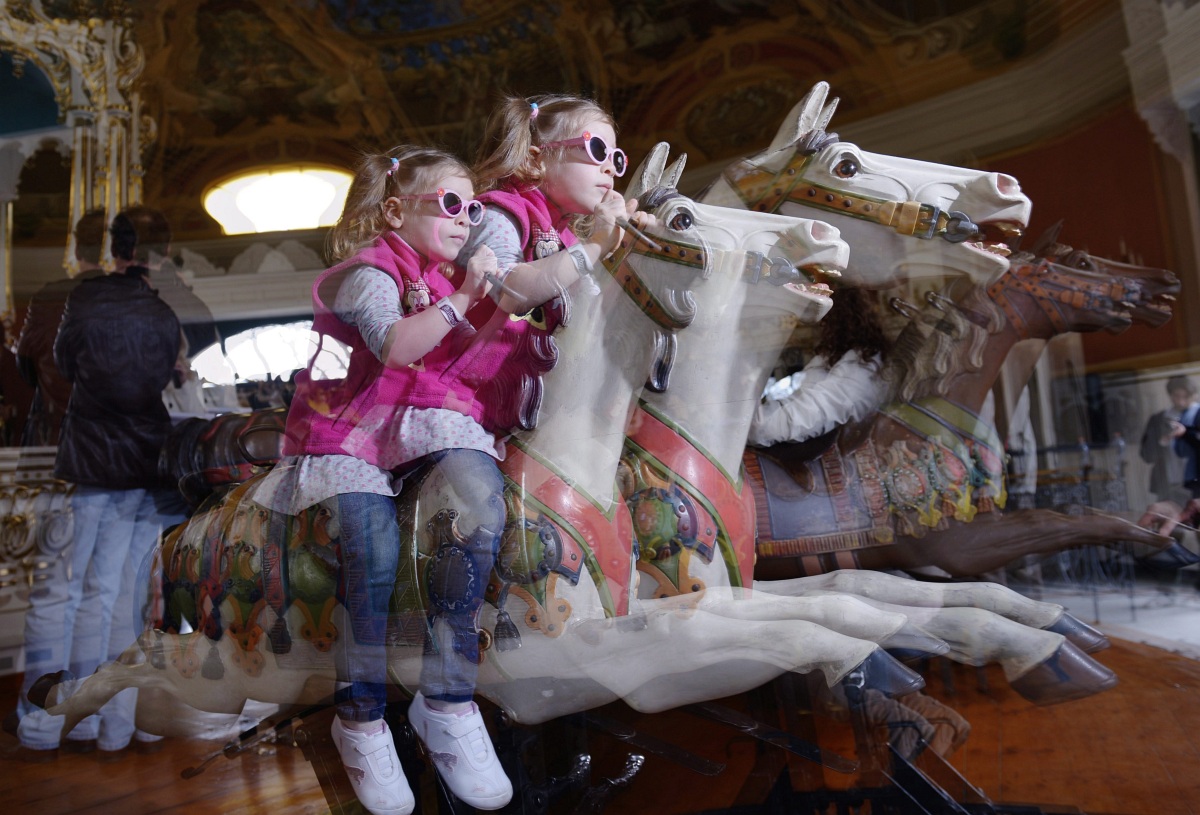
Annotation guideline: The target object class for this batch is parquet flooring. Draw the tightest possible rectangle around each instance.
[0,638,1196,814]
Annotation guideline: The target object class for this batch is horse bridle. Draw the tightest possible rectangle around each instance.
[987,260,1133,338]
[721,144,981,244]
[605,188,820,328]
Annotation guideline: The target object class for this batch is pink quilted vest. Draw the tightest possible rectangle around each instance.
[285,233,497,465]
[477,186,578,259]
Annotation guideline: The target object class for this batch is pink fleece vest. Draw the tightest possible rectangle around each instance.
[467,186,576,432]
[284,233,499,465]
[478,186,578,260]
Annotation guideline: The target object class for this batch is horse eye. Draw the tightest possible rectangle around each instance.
[668,209,694,230]
[834,158,859,178]
[1068,252,1094,270]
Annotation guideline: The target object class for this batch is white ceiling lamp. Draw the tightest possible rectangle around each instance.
[203,166,352,234]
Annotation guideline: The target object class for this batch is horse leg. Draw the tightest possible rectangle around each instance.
[690,588,949,656]
[790,589,1115,705]
[855,509,1169,577]
[38,636,182,739]
[762,569,1108,652]
[563,606,922,714]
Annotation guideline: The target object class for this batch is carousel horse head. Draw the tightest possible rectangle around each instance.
[987,258,1139,339]
[1025,221,1179,328]
[627,142,846,334]
[703,81,1030,288]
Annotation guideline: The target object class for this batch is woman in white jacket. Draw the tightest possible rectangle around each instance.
[748,286,890,448]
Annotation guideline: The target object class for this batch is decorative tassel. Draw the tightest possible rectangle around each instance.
[267,617,291,654]
[201,643,225,680]
[493,608,522,652]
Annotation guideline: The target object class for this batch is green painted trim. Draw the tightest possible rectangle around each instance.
[624,437,745,589]
[508,438,620,522]
[511,485,621,618]
[637,400,743,489]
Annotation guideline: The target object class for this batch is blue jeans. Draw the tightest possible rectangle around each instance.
[418,449,504,705]
[333,491,402,722]
[17,486,186,750]
[333,449,503,720]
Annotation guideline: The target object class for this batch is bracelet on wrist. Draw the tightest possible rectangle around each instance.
[565,243,595,276]
[435,296,465,329]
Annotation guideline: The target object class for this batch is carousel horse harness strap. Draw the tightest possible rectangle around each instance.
[722,149,977,243]
[605,232,705,331]
[625,402,756,588]
[500,441,635,618]
[988,260,1128,338]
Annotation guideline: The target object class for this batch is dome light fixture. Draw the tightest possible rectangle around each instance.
[203,166,352,234]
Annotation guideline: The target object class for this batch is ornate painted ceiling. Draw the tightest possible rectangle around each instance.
[4,0,1121,242]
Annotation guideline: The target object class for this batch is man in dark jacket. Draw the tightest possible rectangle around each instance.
[16,206,188,756]
[15,210,107,446]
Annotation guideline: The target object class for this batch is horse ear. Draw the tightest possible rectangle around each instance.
[767,82,833,153]
[813,93,840,135]
[1029,220,1065,258]
[626,142,670,200]
[662,152,687,189]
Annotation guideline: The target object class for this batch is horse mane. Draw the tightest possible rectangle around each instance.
[797,129,839,155]
[884,287,1003,402]
[951,287,1006,367]
[635,184,701,393]
[887,319,955,402]
[476,293,569,432]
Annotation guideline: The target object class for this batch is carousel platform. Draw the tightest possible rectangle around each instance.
[0,634,1196,814]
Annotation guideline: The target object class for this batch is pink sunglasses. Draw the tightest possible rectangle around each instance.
[541,132,628,177]
[396,188,485,225]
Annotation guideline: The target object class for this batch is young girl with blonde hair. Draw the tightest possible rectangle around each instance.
[262,145,514,814]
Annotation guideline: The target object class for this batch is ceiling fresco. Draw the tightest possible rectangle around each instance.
[4,0,1117,242]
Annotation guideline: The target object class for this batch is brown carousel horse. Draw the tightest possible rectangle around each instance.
[748,256,1174,580]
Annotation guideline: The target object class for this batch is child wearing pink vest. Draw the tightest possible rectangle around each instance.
[264,146,518,814]
[459,94,637,311]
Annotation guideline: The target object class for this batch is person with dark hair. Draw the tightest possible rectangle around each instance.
[1167,376,1200,499]
[1140,376,1195,504]
[14,205,188,758]
[14,210,108,446]
[114,205,219,358]
[747,285,891,447]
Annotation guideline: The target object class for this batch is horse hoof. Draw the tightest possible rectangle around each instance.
[882,623,951,661]
[1046,612,1109,653]
[844,649,925,698]
[1009,641,1117,705]
[1138,541,1200,571]
[28,670,75,710]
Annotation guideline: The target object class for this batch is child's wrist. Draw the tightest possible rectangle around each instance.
[565,243,596,276]
[436,295,466,328]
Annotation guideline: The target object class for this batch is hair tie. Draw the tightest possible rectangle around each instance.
[529,102,539,122]
[386,157,399,176]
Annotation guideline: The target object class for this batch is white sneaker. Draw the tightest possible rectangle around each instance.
[330,717,415,815]
[407,692,513,810]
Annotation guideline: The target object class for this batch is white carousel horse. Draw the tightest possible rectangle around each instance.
[618,197,1116,705]
[700,82,1169,582]
[701,80,1029,290]
[37,156,926,737]
[621,103,1121,702]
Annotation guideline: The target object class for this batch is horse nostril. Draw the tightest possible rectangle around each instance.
[811,220,837,240]
[995,173,1020,196]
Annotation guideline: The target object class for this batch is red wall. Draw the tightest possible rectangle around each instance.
[983,103,1184,366]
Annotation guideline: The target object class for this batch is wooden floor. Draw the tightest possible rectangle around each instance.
[0,639,1197,814]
